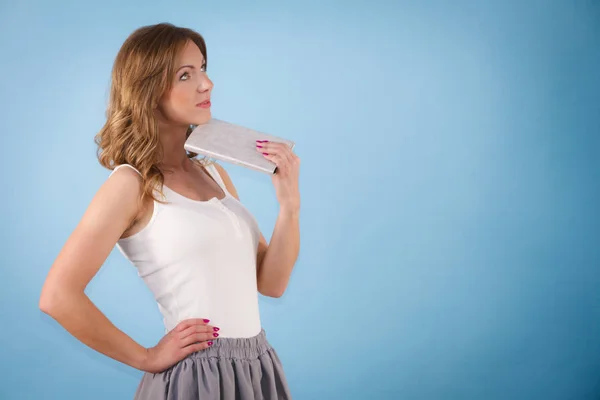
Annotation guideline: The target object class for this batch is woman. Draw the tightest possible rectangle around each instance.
[39,22,300,399]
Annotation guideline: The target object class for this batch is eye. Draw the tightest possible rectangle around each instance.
[200,63,207,72]
[179,71,190,81]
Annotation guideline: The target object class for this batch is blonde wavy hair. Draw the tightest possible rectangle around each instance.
[94,23,213,204]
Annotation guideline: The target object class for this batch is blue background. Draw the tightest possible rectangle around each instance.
[1,0,599,399]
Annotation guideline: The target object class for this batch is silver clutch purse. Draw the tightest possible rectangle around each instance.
[184,118,296,175]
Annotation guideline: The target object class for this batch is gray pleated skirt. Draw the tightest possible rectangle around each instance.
[133,329,292,400]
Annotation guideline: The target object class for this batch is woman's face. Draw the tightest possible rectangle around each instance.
[157,40,213,127]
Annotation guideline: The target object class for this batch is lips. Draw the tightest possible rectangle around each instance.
[197,99,211,108]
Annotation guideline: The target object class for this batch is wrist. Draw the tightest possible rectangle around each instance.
[134,346,151,372]
[279,206,300,218]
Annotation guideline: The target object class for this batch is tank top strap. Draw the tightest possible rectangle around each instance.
[204,163,228,194]
[110,164,142,177]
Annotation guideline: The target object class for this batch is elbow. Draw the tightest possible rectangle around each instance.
[259,285,286,299]
[257,273,290,298]
[39,284,72,316]
[268,290,284,299]
[39,287,58,315]
[39,294,54,315]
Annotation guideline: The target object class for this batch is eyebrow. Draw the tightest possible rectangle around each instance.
[176,61,206,73]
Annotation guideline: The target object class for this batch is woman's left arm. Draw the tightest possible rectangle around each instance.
[214,142,300,298]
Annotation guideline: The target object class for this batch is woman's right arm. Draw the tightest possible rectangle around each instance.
[39,167,150,370]
[40,167,218,373]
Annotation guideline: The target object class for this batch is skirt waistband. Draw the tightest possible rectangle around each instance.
[188,328,272,360]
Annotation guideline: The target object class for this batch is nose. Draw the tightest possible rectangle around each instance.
[197,73,213,93]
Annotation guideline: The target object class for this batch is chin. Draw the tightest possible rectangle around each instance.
[191,112,212,126]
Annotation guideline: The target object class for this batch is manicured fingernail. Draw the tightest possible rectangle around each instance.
[213,333,219,337]
[208,341,213,346]
[256,140,269,143]
[256,145,263,148]
[203,319,210,323]
[213,327,220,331]
[263,152,269,155]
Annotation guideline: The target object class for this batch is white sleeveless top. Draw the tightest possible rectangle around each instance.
[110,162,262,338]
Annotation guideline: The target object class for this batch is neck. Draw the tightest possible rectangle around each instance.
[158,122,193,172]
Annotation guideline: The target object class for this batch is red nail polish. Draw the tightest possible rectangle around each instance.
[256,145,263,148]
[213,327,220,331]
[213,333,219,337]
[208,341,213,346]
[263,152,269,155]
[203,319,210,323]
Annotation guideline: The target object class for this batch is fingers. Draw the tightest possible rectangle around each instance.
[175,318,220,348]
[174,318,210,332]
[182,341,213,356]
[264,153,284,167]
[180,331,218,347]
[256,141,298,172]
[256,141,293,158]
[179,323,219,341]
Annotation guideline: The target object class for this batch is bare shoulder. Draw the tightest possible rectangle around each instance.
[75,165,144,247]
[105,165,143,194]
[104,166,145,218]
[212,162,240,200]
